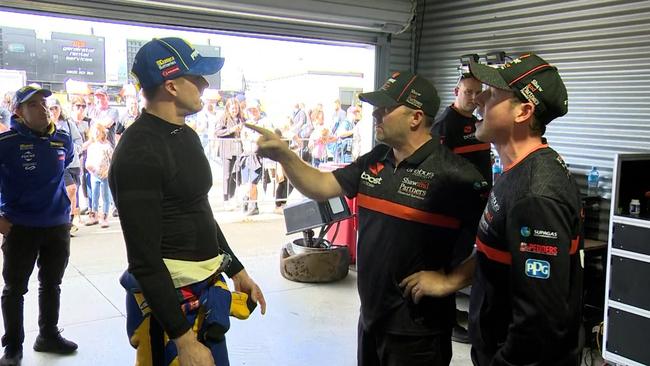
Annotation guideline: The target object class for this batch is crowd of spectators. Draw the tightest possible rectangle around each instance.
[41,86,141,233]
[203,96,363,216]
[42,86,364,221]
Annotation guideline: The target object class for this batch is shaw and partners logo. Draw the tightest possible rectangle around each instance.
[398,176,428,200]
[525,259,550,279]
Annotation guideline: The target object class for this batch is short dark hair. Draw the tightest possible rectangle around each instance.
[142,85,162,101]
[456,74,478,86]
[529,115,546,136]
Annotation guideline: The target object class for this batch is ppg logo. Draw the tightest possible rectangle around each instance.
[525,259,550,279]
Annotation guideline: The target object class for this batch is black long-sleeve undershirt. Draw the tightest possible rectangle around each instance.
[109,111,244,338]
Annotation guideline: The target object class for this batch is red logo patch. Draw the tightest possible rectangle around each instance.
[520,242,558,256]
[368,162,384,176]
[162,65,181,77]
[464,126,473,134]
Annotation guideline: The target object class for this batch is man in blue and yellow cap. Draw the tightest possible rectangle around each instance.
[110,38,266,366]
[0,85,77,366]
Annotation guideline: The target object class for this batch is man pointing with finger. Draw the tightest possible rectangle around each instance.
[249,71,487,366]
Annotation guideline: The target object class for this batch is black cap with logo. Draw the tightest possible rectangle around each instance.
[469,53,568,125]
[359,71,440,118]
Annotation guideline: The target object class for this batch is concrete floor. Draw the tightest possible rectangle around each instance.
[0,166,604,365]
[0,197,477,366]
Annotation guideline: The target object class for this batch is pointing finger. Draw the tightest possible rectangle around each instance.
[244,123,274,137]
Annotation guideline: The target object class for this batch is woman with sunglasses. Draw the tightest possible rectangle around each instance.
[67,96,93,226]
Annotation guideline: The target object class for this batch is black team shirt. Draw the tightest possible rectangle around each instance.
[332,138,487,334]
[432,104,492,187]
[471,142,583,365]
[109,111,244,339]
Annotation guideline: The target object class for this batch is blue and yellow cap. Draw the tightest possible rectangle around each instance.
[12,85,52,110]
[131,37,225,90]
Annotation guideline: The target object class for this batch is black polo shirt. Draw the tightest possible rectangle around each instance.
[432,105,492,186]
[333,138,487,334]
[470,142,584,365]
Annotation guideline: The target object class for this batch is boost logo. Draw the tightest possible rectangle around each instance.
[361,171,382,186]
[525,259,550,279]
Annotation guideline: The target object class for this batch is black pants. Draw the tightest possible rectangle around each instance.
[1,224,70,348]
[358,318,452,366]
[222,156,239,201]
[275,180,293,207]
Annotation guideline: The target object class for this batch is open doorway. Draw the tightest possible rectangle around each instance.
[0,9,377,215]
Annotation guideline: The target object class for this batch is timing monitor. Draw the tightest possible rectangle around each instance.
[283,196,352,235]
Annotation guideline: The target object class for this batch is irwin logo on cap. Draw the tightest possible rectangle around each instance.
[499,55,527,70]
[381,78,397,91]
[162,66,181,77]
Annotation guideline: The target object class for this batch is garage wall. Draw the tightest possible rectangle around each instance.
[388,31,414,73]
[416,0,650,241]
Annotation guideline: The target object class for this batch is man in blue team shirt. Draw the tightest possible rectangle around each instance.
[0,86,78,365]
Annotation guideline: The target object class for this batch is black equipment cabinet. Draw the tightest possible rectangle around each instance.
[603,154,650,366]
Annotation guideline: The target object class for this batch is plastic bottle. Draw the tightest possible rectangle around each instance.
[587,167,600,197]
[492,157,502,182]
[629,199,641,217]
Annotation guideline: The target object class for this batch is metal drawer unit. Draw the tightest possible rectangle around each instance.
[603,154,650,366]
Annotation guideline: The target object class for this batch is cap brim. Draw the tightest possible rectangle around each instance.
[359,90,400,108]
[187,56,225,77]
[20,89,52,104]
[469,60,510,90]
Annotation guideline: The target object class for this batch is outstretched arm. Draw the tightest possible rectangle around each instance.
[246,123,343,201]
